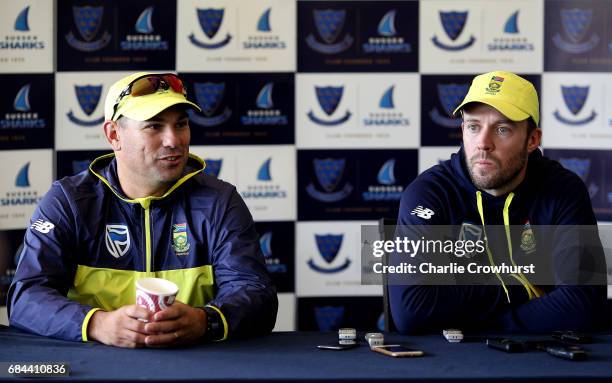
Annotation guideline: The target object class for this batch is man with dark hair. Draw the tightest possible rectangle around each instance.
[390,71,606,333]
[8,72,278,347]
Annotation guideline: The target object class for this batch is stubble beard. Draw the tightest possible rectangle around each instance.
[466,144,528,191]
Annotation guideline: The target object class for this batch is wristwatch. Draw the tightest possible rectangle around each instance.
[203,306,224,341]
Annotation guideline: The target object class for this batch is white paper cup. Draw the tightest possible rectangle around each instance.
[135,278,179,314]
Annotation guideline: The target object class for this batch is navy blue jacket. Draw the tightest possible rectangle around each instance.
[8,153,277,342]
[390,147,606,333]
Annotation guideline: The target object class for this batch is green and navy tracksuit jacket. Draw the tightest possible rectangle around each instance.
[390,147,607,334]
[7,153,278,341]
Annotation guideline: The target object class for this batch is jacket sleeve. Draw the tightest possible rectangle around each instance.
[207,187,278,339]
[7,182,100,342]
[389,177,514,334]
[494,175,607,333]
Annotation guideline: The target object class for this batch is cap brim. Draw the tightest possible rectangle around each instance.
[114,93,201,122]
[453,97,530,122]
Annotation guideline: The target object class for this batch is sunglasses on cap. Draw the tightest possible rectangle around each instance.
[110,73,187,121]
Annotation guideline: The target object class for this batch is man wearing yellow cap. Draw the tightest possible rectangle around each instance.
[389,71,606,333]
[8,73,278,347]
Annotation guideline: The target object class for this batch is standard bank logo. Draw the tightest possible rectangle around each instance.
[241,83,288,126]
[66,6,111,52]
[243,8,287,50]
[306,158,353,202]
[553,8,599,54]
[559,158,599,198]
[432,11,475,51]
[241,158,288,199]
[67,84,105,127]
[314,306,344,331]
[429,83,469,127]
[1,84,46,129]
[307,86,352,126]
[362,10,411,53]
[487,10,534,51]
[553,86,597,125]
[203,159,222,177]
[362,85,409,127]
[0,6,45,50]
[362,159,403,201]
[307,234,351,273]
[260,231,287,273]
[189,8,232,49]
[188,82,232,127]
[306,9,354,54]
[105,224,131,259]
[121,6,169,51]
[1,163,41,207]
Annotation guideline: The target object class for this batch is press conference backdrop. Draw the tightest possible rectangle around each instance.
[1,0,611,332]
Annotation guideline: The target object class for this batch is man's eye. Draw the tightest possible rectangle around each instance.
[467,124,478,132]
[497,126,510,135]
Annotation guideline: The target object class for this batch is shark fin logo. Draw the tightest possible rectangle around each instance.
[203,159,222,177]
[377,159,396,185]
[257,158,272,181]
[105,225,131,259]
[14,84,31,112]
[257,8,272,32]
[504,10,519,34]
[135,6,154,34]
[553,85,597,125]
[189,8,232,49]
[553,8,600,54]
[307,86,352,126]
[378,10,397,36]
[67,85,105,127]
[14,6,30,32]
[15,162,30,188]
[260,231,273,258]
[432,11,475,50]
[256,83,274,109]
[306,158,353,202]
[306,9,353,54]
[379,85,395,109]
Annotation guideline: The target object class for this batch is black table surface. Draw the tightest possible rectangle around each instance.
[1,325,612,382]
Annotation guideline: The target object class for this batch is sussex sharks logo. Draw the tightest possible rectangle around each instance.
[259,231,288,273]
[362,9,411,53]
[307,234,351,273]
[553,85,597,126]
[241,158,288,200]
[0,5,45,50]
[306,158,353,202]
[1,83,46,129]
[243,8,287,49]
[432,11,475,51]
[241,82,288,126]
[487,10,534,51]
[121,6,168,51]
[0,162,42,207]
[189,8,232,49]
[362,85,410,127]
[362,159,403,201]
[307,86,352,126]
[553,8,600,54]
[65,6,111,52]
[305,9,354,54]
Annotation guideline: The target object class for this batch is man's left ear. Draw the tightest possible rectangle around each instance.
[527,128,542,153]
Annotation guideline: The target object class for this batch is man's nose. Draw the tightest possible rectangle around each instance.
[476,128,494,151]
[162,127,180,148]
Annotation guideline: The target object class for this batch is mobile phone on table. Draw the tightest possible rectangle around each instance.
[371,345,424,357]
[317,343,359,350]
[486,338,525,353]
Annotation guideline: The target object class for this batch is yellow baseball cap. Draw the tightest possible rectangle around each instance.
[453,71,539,126]
[104,72,201,122]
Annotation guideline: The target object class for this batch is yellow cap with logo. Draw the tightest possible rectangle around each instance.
[453,71,539,126]
[104,72,201,122]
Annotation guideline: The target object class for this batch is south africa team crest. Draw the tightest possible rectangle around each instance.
[520,220,536,254]
[172,223,191,256]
